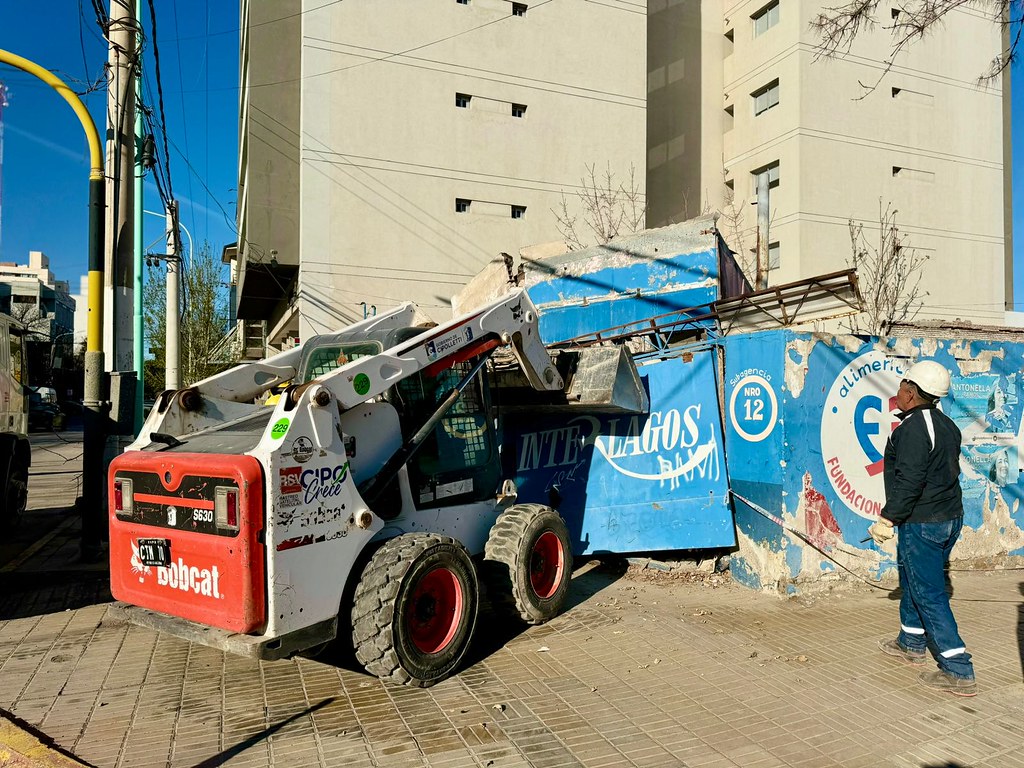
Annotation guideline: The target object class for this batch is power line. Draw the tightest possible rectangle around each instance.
[154,0,350,43]
[302,36,643,104]
[171,2,197,251]
[146,0,174,203]
[163,132,237,235]
[248,0,557,90]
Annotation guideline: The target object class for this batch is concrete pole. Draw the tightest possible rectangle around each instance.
[133,0,144,431]
[104,0,136,373]
[756,173,770,291]
[166,202,180,391]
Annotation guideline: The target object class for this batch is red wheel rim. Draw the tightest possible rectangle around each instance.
[530,530,565,599]
[408,566,463,654]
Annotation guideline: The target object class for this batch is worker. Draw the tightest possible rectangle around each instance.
[868,359,977,697]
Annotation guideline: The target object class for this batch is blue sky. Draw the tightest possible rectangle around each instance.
[0,7,1023,306]
[0,1,239,286]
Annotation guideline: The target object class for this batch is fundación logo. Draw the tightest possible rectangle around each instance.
[819,351,906,519]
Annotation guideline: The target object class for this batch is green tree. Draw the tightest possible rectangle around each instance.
[143,241,231,398]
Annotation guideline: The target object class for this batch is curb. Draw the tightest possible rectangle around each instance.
[0,711,92,767]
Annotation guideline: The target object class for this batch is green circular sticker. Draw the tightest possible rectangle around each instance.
[353,373,371,396]
[271,418,290,440]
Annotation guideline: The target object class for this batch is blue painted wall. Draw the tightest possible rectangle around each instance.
[724,332,1024,590]
[506,350,735,555]
[523,227,725,344]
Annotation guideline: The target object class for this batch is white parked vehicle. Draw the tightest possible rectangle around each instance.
[0,313,30,525]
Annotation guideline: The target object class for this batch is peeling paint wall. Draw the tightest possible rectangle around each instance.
[725,330,1024,592]
[522,218,727,344]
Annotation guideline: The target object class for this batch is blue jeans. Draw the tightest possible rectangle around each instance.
[896,518,975,679]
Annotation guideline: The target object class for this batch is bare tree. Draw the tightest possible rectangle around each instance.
[811,0,1017,93]
[719,185,756,284]
[5,302,49,339]
[554,163,646,250]
[846,199,929,335]
[717,180,780,288]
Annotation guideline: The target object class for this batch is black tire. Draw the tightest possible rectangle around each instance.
[4,459,28,529]
[351,533,479,687]
[482,504,572,625]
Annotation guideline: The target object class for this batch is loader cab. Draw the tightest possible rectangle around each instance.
[372,326,500,510]
[393,356,500,509]
[296,326,502,513]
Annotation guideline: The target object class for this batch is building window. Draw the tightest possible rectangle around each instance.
[512,2,527,15]
[511,205,526,219]
[751,161,780,192]
[456,198,472,213]
[768,242,780,270]
[511,103,527,118]
[892,166,935,183]
[752,79,780,116]
[457,0,469,4]
[752,1,779,36]
[456,93,471,108]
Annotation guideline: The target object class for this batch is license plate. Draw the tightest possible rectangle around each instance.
[137,538,171,567]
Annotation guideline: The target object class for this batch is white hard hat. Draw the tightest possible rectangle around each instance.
[905,360,950,400]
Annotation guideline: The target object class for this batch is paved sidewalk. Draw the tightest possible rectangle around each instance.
[2,434,1023,767]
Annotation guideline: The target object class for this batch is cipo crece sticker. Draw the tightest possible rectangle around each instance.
[820,350,906,519]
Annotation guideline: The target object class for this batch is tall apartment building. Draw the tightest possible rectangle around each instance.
[236,1,1010,341]
[236,0,648,343]
[648,0,1011,325]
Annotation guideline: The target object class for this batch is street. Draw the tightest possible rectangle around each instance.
[1,433,1023,767]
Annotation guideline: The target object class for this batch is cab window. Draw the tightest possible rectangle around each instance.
[396,361,499,508]
[299,342,381,383]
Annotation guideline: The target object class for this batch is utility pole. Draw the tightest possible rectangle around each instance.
[755,173,770,291]
[105,0,137,374]
[133,0,145,431]
[166,201,180,391]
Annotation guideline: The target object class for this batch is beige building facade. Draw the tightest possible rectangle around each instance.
[648,0,1011,325]
[237,0,648,342]
[237,0,1010,340]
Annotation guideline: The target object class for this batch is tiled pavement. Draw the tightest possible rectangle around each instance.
[2,434,1024,767]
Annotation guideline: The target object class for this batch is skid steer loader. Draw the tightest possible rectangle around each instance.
[109,288,646,686]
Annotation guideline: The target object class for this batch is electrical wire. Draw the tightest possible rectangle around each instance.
[163,132,237,235]
[171,1,197,253]
[146,0,175,204]
[248,0,558,90]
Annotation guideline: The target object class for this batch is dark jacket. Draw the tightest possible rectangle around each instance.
[881,403,963,525]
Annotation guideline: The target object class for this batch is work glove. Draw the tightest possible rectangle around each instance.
[868,518,895,545]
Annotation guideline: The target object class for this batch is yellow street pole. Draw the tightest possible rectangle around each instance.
[0,49,108,559]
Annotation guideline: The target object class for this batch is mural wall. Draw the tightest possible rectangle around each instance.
[724,331,1024,592]
[506,349,735,555]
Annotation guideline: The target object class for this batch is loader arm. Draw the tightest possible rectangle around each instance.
[188,302,421,403]
[300,288,562,411]
[132,303,423,447]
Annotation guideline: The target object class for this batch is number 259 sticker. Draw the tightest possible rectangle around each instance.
[729,374,778,442]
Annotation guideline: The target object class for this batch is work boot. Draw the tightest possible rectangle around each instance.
[918,669,977,697]
[878,638,926,665]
